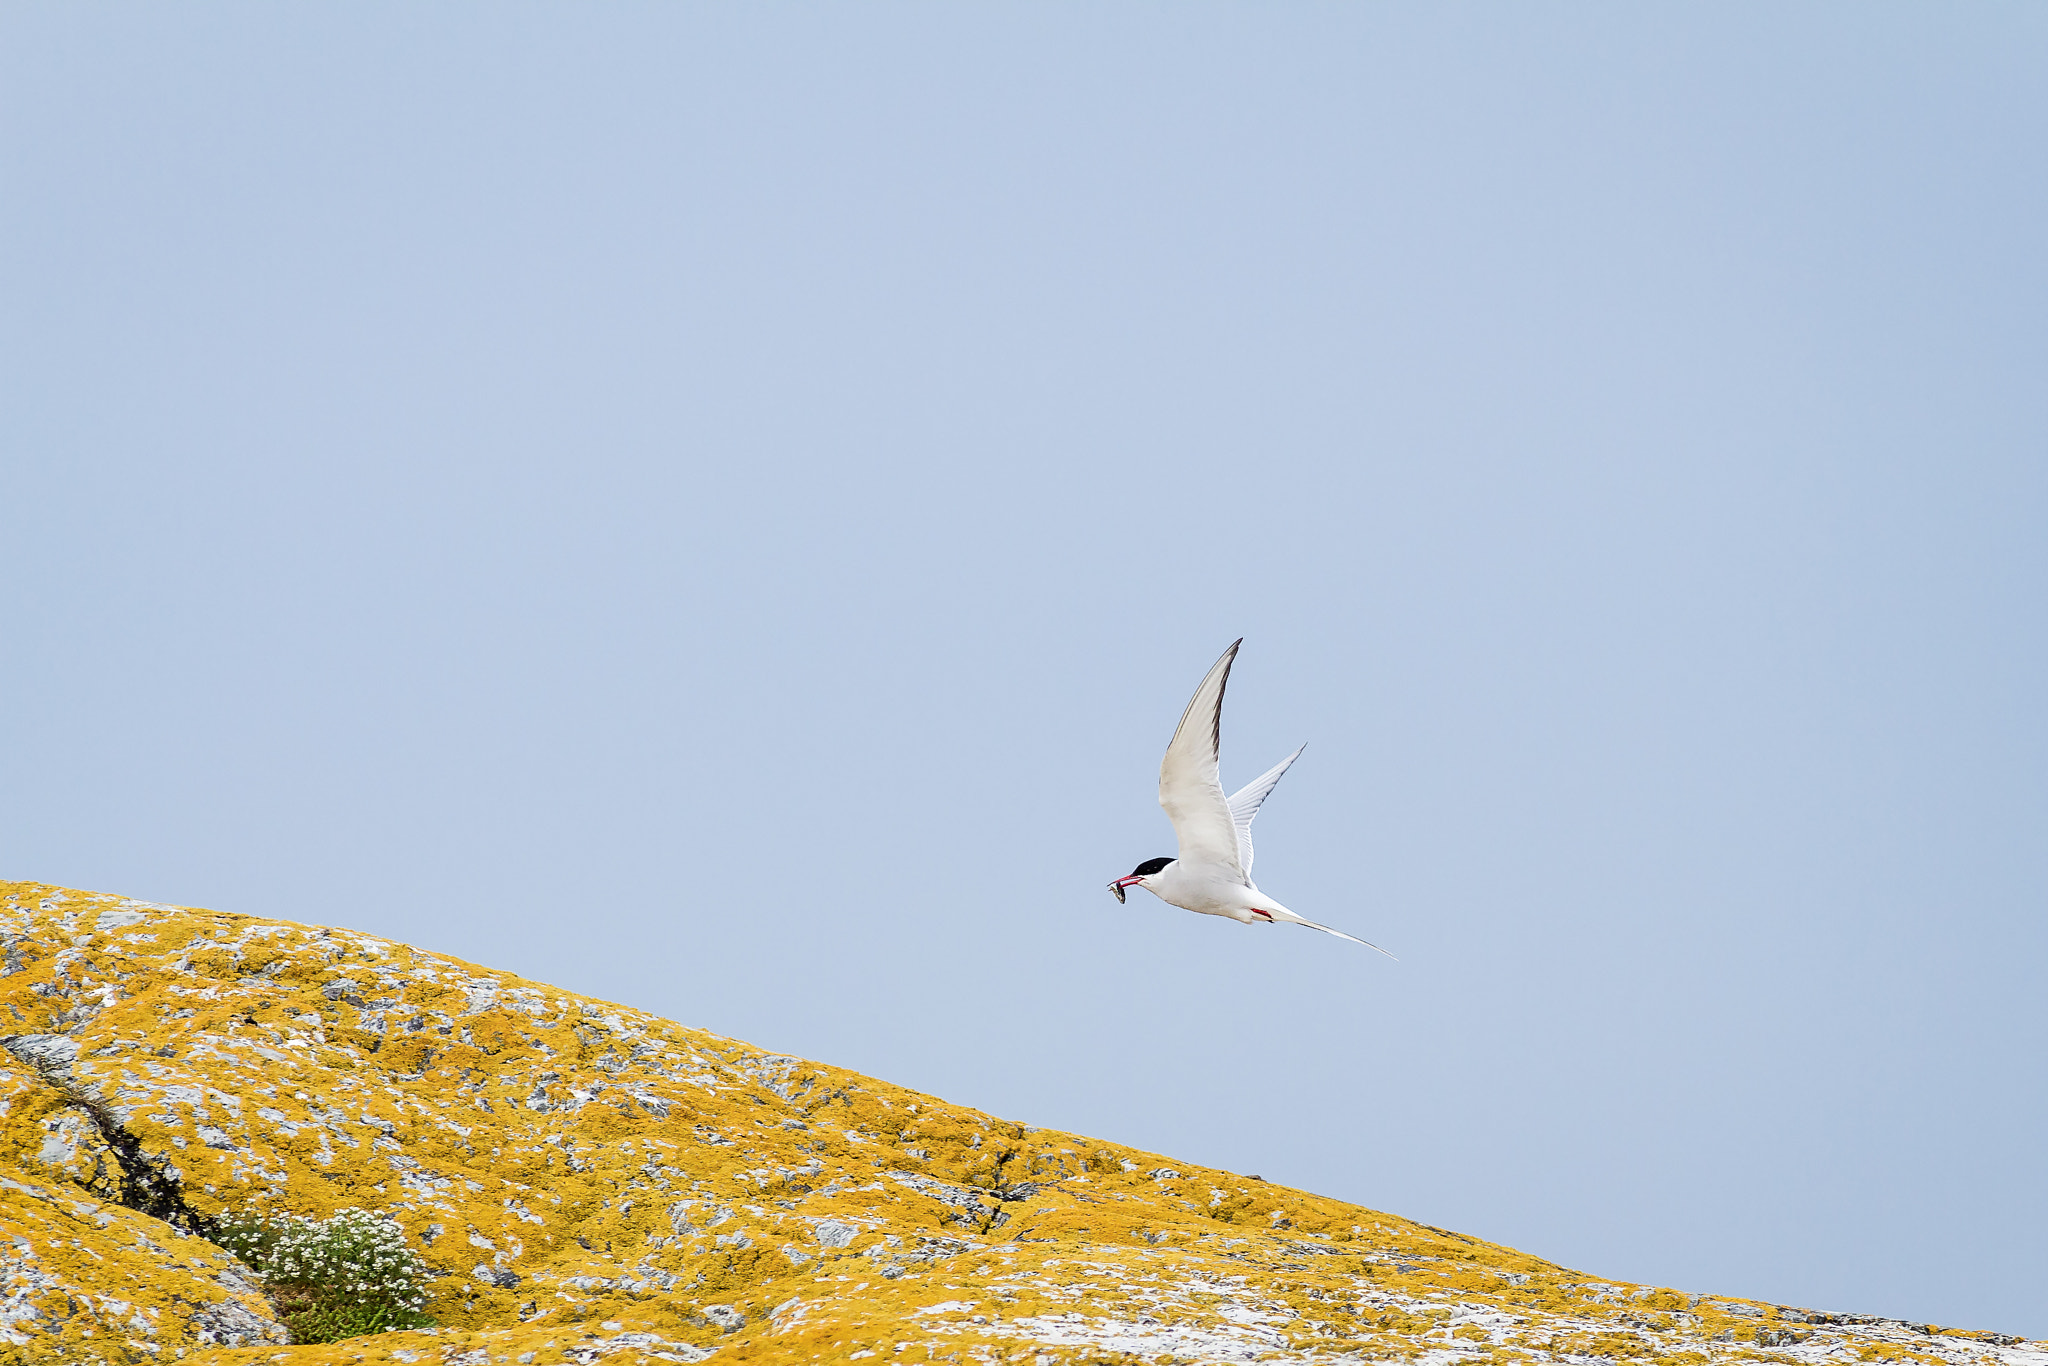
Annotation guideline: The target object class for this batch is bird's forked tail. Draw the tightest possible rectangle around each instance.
[1294,915,1398,960]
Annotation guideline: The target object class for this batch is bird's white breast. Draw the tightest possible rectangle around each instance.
[1143,861,1266,923]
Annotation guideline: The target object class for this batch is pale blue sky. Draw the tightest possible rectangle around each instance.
[4,2,2044,1337]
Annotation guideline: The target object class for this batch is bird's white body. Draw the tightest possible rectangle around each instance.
[1136,857,1294,926]
[1111,640,1394,957]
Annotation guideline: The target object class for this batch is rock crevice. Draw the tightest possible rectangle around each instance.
[3,1031,218,1236]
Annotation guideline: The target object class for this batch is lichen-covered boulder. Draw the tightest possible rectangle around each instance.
[0,1148,286,1360]
[0,880,2037,1366]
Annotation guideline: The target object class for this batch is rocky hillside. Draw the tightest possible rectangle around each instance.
[0,880,2038,1366]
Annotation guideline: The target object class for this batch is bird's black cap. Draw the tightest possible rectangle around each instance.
[1130,857,1175,877]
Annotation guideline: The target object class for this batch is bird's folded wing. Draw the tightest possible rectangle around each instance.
[1225,743,1305,877]
[1159,640,1247,880]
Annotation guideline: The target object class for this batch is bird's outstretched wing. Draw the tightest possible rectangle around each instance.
[1159,640,1248,881]
[1225,744,1305,877]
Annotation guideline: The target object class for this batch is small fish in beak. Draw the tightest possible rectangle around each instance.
[1108,879,1127,904]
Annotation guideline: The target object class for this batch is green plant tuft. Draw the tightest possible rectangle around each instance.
[268,1284,437,1344]
[211,1206,435,1344]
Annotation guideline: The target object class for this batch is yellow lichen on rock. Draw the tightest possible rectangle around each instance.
[0,1067,285,1363]
[0,880,2036,1366]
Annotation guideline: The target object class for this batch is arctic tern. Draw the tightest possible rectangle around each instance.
[1109,640,1395,957]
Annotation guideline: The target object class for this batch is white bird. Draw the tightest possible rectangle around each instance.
[1108,640,1395,957]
